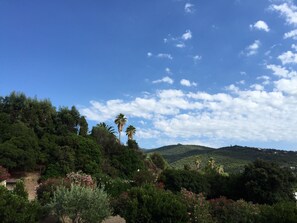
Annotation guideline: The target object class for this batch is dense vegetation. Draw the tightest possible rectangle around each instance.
[148,144,297,173]
[0,92,297,223]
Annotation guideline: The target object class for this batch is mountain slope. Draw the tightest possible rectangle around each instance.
[146,144,297,173]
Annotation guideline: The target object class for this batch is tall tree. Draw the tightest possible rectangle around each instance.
[114,113,127,144]
[125,125,136,140]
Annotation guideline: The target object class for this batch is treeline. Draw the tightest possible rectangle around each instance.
[0,92,297,223]
[0,92,145,179]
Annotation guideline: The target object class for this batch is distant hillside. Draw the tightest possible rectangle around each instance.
[146,144,297,173]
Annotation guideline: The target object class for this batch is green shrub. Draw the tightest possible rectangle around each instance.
[13,180,28,199]
[259,202,297,223]
[114,185,189,223]
[0,186,40,223]
[48,184,112,223]
[160,169,209,194]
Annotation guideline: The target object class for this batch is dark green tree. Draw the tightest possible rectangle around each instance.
[241,159,297,204]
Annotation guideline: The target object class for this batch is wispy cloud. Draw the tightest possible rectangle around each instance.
[184,3,195,14]
[180,79,197,87]
[182,30,192,40]
[147,52,173,60]
[193,55,202,63]
[244,40,261,56]
[164,30,192,48]
[284,29,297,39]
[250,20,270,32]
[152,76,174,84]
[156,53,173,60]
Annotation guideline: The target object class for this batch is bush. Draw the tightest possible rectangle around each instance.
[160,169,209,194]
[180,188,214,223]
[36,178,65,206]
[48,184,112,223]
[259,202,297,223]
[114,185,189,223]
[13,180,28,199]
[0,186,40,223]
[209,197,260,223]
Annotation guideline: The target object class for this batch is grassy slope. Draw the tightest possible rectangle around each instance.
[146,144,297,173]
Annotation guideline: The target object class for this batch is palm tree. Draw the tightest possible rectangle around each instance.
[125,125,136,140]
[114,113,127,143]
[97,122,116,136]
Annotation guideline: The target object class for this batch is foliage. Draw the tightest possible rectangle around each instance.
[125,125,136,140]
[180,188,213,223]
[114,185,189,223]
[114,113,127,143]
[36,178,65,206]
[149,144,297,174]
[13,180,28,199]
[160,169,209,194]
[209,197,260,223]
[66,171,95,188]
[112,147,145,178]
[258,202,297,223]
[132,169,155,186]
[0,165,10,181]
[48,184,112,223]
[0,186,40,223]
[150,153,166,170]
[240,159,297,204]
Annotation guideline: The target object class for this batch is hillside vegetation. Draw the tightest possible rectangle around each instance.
[0,92,297,223]
[148,144,297,173]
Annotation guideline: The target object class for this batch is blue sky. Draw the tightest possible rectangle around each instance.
[1,0,297,150]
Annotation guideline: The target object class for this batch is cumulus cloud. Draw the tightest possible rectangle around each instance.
[250,20,270,32]
[180,79,197,87]
[244,40,261,56]
[284,29,297,39]
[271,3,297,26]
[278,50,297,64]
[152,76,174,84]
[185,3,195,13]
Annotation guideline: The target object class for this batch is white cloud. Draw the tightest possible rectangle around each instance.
[156,53,173,60]
[292,44,297,51]
[284,29,297,39]
[184,3,195,13]
[182,30,192,40]
[245,40,261,56]
[193,55,202,62]
[152,76,174,84]
[250,84,264,91]
[266,64,290,77]
[257,75,270,85]
[176,43,186,48]
[278,50,297,64]
[165,67,171,74]
[271,3,297,26]
[147,52,152,57]
[180,79,197,87]
[81,72,297,145]
[250,20,270,32]
[275,76,297,95]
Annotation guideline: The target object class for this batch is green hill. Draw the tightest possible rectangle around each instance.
[146,144,297,173]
